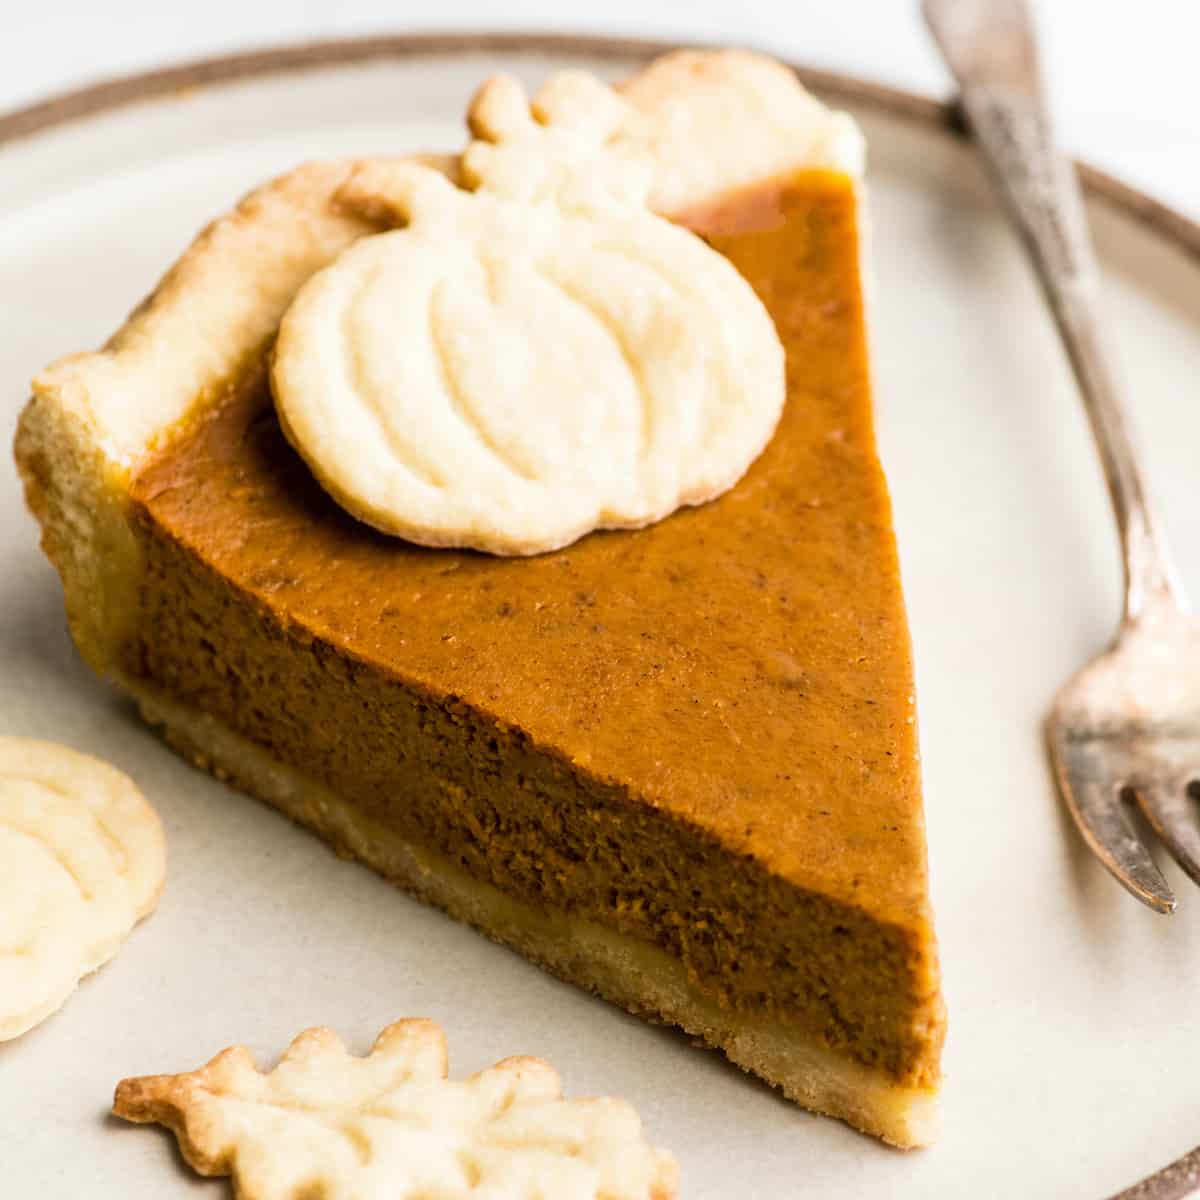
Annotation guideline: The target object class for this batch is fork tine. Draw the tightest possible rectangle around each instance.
[1134,781,1200,890]
[1051,743,1176,913]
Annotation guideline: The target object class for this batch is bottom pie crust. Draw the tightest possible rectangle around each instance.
[122,674,939,1149]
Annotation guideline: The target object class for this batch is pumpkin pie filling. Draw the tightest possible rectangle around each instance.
[119,170,943,1101]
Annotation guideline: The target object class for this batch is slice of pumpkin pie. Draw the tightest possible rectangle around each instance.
[15,50,945,1146]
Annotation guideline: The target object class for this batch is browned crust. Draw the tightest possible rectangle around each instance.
[113,1054,240,1176]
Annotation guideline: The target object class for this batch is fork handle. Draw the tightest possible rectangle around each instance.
[923,0,1185,623]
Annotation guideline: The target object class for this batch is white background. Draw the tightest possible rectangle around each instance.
[3,0,1199,217]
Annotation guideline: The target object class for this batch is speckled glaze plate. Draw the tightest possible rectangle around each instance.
[2,34,1199,1200]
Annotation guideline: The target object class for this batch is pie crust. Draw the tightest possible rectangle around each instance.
[15,50,942,1148]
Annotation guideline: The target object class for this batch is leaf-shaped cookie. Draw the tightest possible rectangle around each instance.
[0,736,165,1040]
[271,70,785,555]
[114,1018,678,1199]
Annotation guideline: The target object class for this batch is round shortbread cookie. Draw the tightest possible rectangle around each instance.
[271,71,785,556]
[0,737,165,1041]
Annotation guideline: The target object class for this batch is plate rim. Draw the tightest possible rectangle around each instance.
[0,29,1197,269]
[1,30,1195,1200]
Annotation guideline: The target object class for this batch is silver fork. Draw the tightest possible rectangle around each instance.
[924,0,1200,914]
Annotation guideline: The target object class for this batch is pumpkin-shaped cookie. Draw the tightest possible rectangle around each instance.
[271,72,785,555]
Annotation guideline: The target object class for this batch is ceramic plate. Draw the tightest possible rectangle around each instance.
[2,34,1199,1199]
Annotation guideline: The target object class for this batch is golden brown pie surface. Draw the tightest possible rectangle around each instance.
[122,168,944,1090]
